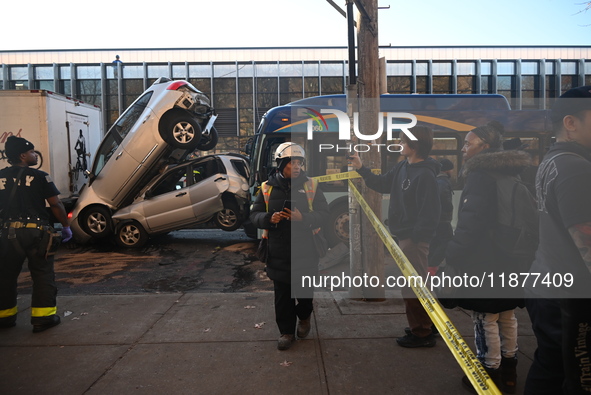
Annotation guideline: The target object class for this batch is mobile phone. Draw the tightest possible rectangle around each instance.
[283,200,296,211]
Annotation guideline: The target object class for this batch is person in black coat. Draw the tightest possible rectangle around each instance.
[446,121,531,393]
[349,126,441,348]
[250,142,329,350]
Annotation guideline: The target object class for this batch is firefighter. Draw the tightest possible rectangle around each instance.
[0,136,72,332]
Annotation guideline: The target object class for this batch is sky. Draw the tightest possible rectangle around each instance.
[1,0,589,51]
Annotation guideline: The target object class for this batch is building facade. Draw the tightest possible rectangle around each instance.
[1,46,590,152]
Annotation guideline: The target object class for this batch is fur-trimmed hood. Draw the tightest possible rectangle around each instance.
[462,150,532,177]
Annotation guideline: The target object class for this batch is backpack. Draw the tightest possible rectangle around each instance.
[489,172,539,271]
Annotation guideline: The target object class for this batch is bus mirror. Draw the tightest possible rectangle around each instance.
[244,138,253,155]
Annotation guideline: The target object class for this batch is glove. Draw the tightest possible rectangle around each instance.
[61,226,73,243]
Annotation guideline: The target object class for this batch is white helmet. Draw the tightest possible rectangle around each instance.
[274,142,305,163]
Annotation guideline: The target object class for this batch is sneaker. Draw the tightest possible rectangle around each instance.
[277,334,295,350]
[297,316,311,339]
[396,333,436,348]
[32,315,61,333]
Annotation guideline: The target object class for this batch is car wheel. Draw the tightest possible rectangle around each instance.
[115,221,149,248]
[160,112,202,150]
[79,206,112,238]
[326,202,349,247]
[196,125,219,151]
[213,201,242,231]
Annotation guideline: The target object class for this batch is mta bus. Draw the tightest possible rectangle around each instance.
[245,94,551,246]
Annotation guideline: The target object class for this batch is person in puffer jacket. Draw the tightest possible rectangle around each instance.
[446,121,531,394]
[250,142,328,351]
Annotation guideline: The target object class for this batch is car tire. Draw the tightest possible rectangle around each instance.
[79,206,112,238]
[115,221,149,248]
[196,125,219,151]
[213,200,242,231]
[326,202,349,247]
[160,111,202,150]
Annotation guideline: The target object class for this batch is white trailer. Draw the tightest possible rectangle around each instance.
[0,90,103,207]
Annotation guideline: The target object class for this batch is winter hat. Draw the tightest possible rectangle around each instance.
[551,85,591,126]
[438,158,454,172]
[5,136,34,159]
[470,120,505,151]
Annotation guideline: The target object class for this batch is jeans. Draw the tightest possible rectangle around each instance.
[472,309,518,369]
[526,297,591,395]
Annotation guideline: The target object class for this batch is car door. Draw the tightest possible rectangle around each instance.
[188,157,227,221]
[141,165,194,231]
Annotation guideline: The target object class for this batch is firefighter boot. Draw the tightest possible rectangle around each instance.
[32,315,61,333]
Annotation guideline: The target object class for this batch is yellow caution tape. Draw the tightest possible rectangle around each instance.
[347,179,502,395]
[311,169,380,183]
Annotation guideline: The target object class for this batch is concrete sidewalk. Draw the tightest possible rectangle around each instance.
[0,291,535,394]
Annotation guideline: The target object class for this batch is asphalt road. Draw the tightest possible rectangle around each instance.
[16,229,274,295]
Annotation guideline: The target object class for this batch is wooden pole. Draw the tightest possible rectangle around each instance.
[356,0,385,299]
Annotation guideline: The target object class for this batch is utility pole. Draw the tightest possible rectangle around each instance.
[346,0,363,299]
[329,0,384,299]
[355,0,385,299]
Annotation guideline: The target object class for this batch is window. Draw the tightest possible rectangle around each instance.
[172,64,187,79]
[387,62,412,76]
[122,65,144,79]
[214,78,237,108]
[280,77,303,104]
[497,76,515,106]
[457,76,475,94]
[92,132,119,177]
[9,66,28,89]
[321,77,344,95]
[111,92,153,141]
[151,166,189,197]
[77,65,102,106]
[416,76,429,94]
[147,64,169,79]
[78,80,102,106]
[59,65,72,96]
[457,62,476,94]
[34,66,54,91]
[122,79,144,108]
[433,77,452,94]
[256,77,278,109]
[388,76,411,93]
